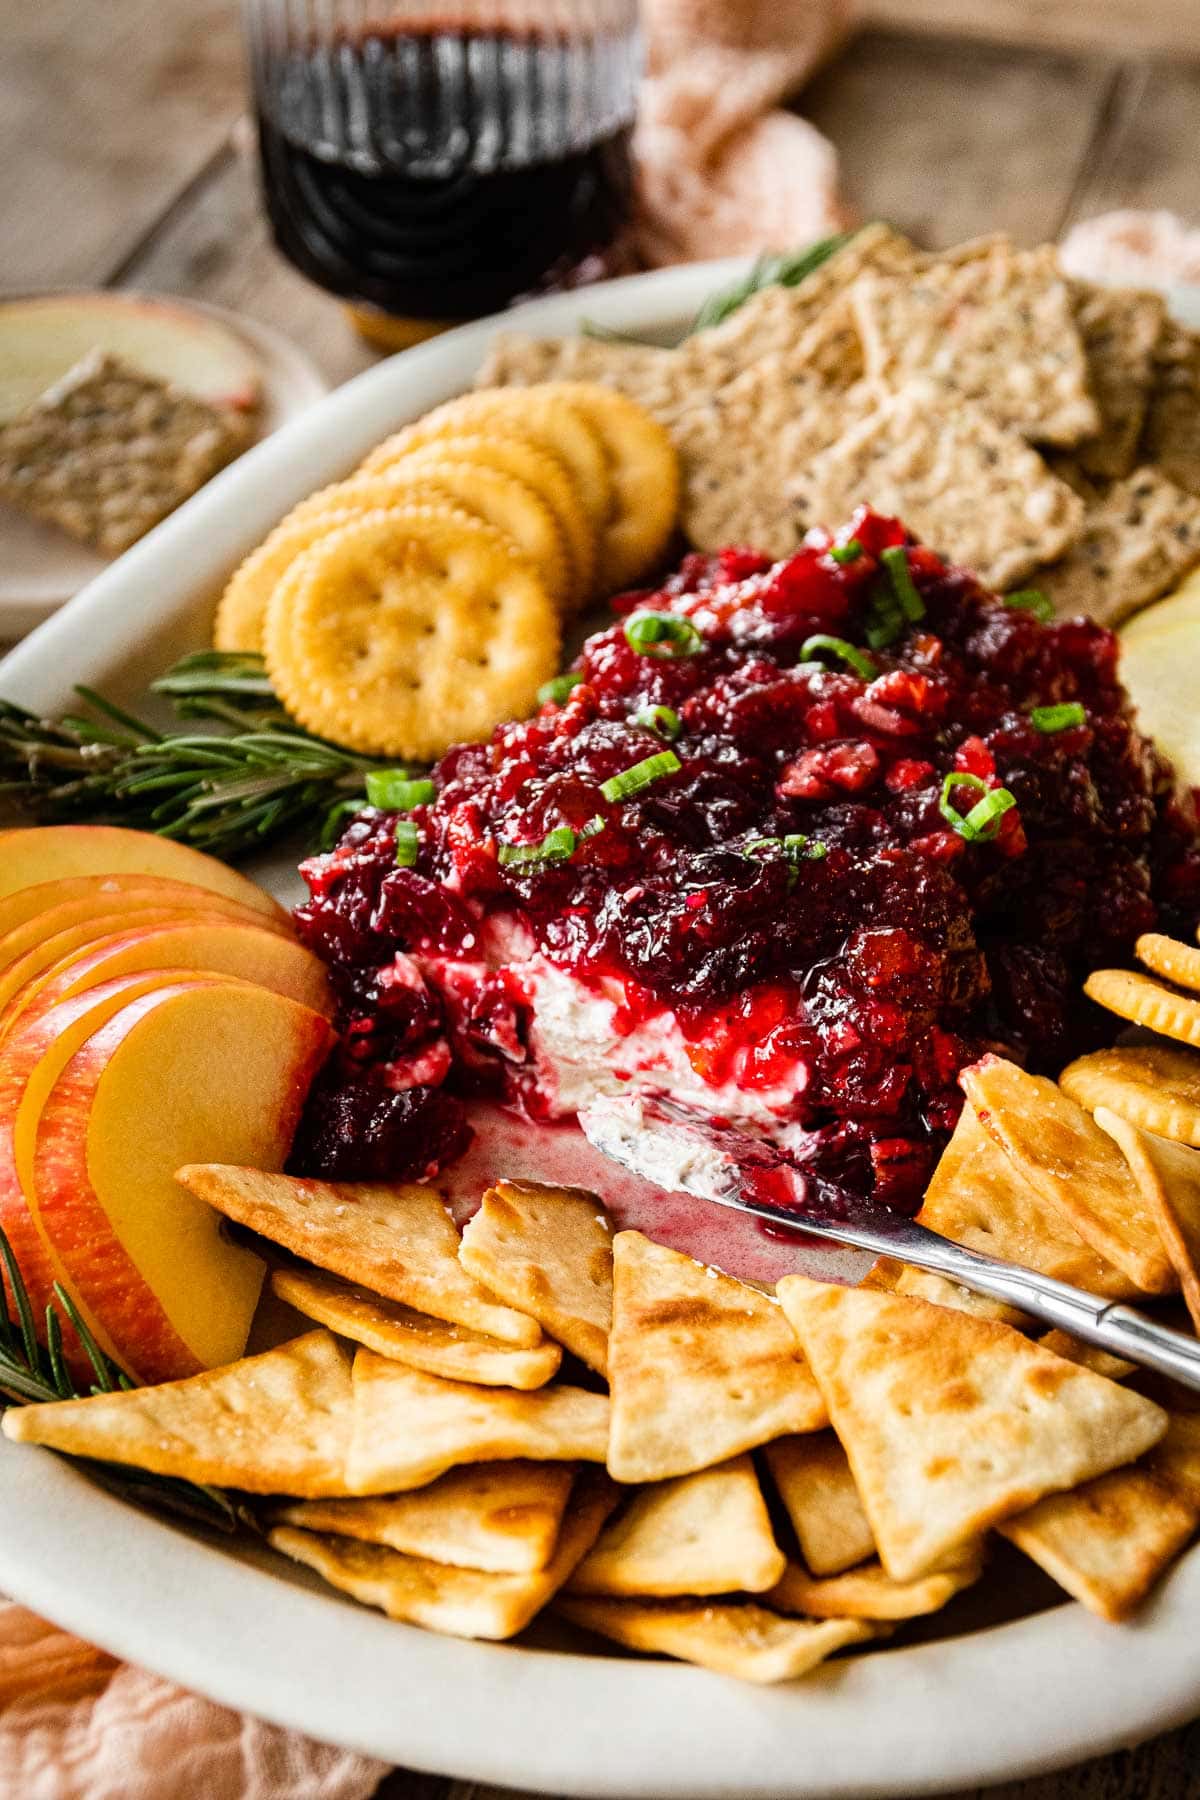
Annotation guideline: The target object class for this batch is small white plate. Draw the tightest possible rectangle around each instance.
[1,258,1199,1795]
[0,294,328,639]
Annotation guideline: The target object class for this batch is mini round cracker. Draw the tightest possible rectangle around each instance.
[264,505,560,761]
[1061,1044,1200,1146]
[1085,967,1200,1047]
[1138,932,1200,994]
[214,506,360,652]
[548,381,680,591]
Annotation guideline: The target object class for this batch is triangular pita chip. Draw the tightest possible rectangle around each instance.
[274,1460,575,1574]
[567,1455,784,1598]
[1148,1412,1200,1506]
[607,1232,827,1483]
[459,1180,612,1374]
[2,1330,353,1496]
[176,1164,541,1345]
[768,1554,982,1621]
[270,1265,562,1389]
[556,1596,879,1683]
[762,1433,875,1577]
[270,1471,617,1640]
[961,1059,1175,1294]
[1094,1109,1200,1333]
[1037,1330,1134,1382]
[998,1467,1197,1621]
[347,1351,609,1494]
[777,1277,1167,1581]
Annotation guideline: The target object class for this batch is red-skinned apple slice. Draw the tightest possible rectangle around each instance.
[0,908,240,1019]
[31,982,335,1381]
[0,884,288,979]
[0,826,285,922]
[0,874,291,943]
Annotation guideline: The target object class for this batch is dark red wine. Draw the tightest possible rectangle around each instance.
[251,28,638,322]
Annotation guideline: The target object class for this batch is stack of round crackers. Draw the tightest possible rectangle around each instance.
[214,382,679,761]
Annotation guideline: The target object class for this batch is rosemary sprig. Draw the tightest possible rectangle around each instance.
[0,653,399,860]
[686,232,854,335]
[0,1226,244,1532]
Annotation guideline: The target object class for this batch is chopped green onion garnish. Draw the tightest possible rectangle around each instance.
[799,635,876,681]
[746,834,828,862]
[319,798,364,849]
[865,588,904,650]
[624,612,704,659]
[829,539,863,565]
[366,771,435,810]
[938,772,1017,844]
[498,825,578,867]
[537,672,584,706]
[394,819,421,866]
[600,750,682,803]
[633,704,682,741]
[881,545,925,622]
[580,815,607,840]
[1030,702,1086,733]
[1004,588,1053,623]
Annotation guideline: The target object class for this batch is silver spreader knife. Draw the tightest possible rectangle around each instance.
[579,1093,1200,1395]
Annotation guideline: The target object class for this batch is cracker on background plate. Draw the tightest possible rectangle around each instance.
[851,245,1099,446]
[556,1596,880,1684]
[768,1553,983,1622]
[1069,280,1167,481]
[777,1276,1167,1583]
[786,380,1084,590]
[1,1330,355,1496]
[0,349,248,555]
[761,1432,876,1577]
[1140,320,1200,496]
[1061,1043,1200,1147]
[1033,467,1200,627]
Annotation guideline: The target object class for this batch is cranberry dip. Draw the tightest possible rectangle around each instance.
[291,511,1200,1213]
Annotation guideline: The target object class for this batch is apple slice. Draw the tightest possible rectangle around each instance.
[0,882,288,977]
[0,826,285,922]
[0,908,230,1018]
[31,982,335,1380]
[0,873,290,942]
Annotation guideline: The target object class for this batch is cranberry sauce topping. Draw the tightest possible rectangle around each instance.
[292,511,1200,1205]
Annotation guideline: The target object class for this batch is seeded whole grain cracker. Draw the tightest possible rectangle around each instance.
[960,1059,1176,1295]
[777,1276,1167,1583]
[787,382,1084,591]
[761,1433,876,1576]
[556,1596,879,1684]
[1069,281,1167,481]
[1140,320,1200,497]
[768,1553,983,1622]
[476,334,695,435]
[459,1181,613,1376]
[998,1467,1197,1623]
[176,1164,543,1348]
[1061,1044,1200,1146]
[273,1460,575,1574]
[270,1266,562,1389]
[567,1455,785,1599]
[270,1471,617,1641]
[0,350,248,556]
[1087,966,1200,1049]
[852,246,1099,446]
[347,1352,610,1494]
[1035,469,1200,628]
[607,1232,827,1484]
[1093,1109,1200,1334]
[2,1330,353,1495]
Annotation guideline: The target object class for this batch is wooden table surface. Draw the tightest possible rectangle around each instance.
[5,3,1200,1795]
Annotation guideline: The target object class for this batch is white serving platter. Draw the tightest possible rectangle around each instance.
[1,258,1199,1796]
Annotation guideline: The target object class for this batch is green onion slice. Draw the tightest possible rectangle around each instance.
[319,798,364,849]
[799,635,876,680]
[881,545,925,622]
[366,771,435,810]
[1030,702,1085,734]
[938,772,1017,843]
[746,833,828,863]
[1004,588,1053,623]
[394,819,421,867]
[829,539,864,565]
[498,825,578,867]
[537,672,584,706]
[600,750,682,803]
[633,704,682,741]
[623,612,704,659]
[864,588,904,649]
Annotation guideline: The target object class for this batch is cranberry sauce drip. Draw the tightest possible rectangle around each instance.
[293,512,1200,1204]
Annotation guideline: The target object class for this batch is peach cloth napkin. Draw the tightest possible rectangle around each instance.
[633,0,852,263]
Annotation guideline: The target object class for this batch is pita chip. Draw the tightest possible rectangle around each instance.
[762,1433,875,1577]
[1092,1110,1200,1333]
[1037,1331,1135,1383]
[270,1471,617,1641]
[567,1455,785,1598]
[459,1181,612,1374]
[1149,1412,1200,1506]
[607,1232,827,1483]
[960,1059,1175,1295]
[270,1265,562,1389]
[274,1460,575,1574]
[347,1351,609,1494]
[176,1164,542,1346]
[999,1467,1197,1622]
[768,1553,983,1622]
[777,1277,1167,1582]
[2,1330,353,1496]
[556,1596,878,1684]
